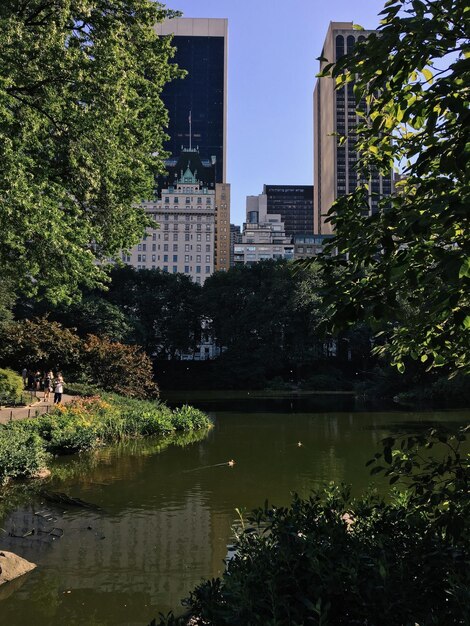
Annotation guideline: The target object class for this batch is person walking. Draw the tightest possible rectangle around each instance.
[53,372,64,404]
[44,370,53,402]
[21,367,28,388]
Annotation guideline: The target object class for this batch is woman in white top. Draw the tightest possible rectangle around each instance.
[53,373,64,404]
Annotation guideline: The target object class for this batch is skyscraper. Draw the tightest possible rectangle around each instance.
[313,22,393,234]
[264,185,314,237]
[155,18,228,183]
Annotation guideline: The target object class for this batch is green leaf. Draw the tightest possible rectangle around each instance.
[459,258,470,278]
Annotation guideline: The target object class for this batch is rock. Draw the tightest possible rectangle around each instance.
[31,468,51,480]
[0,551,36,587]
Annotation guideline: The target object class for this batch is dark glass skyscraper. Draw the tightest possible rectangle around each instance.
[264,185,314,238]
[155,19,228,184]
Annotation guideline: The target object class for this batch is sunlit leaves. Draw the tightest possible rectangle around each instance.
[0,0,182,302]
[315,0,470,375]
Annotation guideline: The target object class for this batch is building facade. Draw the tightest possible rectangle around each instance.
[264,185,314,237]
[233,193,294,266]
[229,224,242,267]
[155,18,228,183]
[293,234,333,260]
[214,183,230,271]
[313,22,394,234]
[122,150,216,285]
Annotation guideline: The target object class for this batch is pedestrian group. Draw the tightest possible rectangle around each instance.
[21,367,64,404]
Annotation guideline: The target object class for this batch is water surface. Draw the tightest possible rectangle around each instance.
[1,393,468,625]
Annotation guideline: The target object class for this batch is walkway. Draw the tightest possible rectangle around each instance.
[0,394,75,425]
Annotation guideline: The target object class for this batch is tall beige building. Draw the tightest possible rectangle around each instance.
[215,182,231,271]
[313,22,393,234]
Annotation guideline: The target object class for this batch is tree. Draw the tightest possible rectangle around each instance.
[105,267,202,358]
[0,0,181,302]
[315,0,470,374]
[81,334,158,398]
[0,317,81,372]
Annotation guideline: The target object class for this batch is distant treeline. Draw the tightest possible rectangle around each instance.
[5,262,469,403]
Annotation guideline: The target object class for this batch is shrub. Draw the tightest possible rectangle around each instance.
[0,426,48,484]
[80,334,159,399]
[171,405,209,431]
[0,368,24,404]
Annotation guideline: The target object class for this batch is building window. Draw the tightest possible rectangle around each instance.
[173,266,177,273]
[196,266,201,273]
[152,254,156,262]
[196,255,201,262]
[163,254,168,262]
[138,244,142,251]
[206,255,211,263]
[205,266,210,273]
[206,234,210,241]
[184,265,190,273]
[137,254,141,262]
[185,255,189,262]
[163,266,168,272]
[164,244,168,251]
[185,234,190,241]
[173,244,178,251]
[173,255,178,262]
[206,244,211,252]
[197,234,201,242]
[152,244,156,251]
[152,233,157,241]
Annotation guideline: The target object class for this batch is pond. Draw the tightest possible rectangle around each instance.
[0,392,468,625]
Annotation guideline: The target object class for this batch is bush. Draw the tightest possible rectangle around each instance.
[0,368,24,404]
[81,334,159,399]
[0,426,48,484]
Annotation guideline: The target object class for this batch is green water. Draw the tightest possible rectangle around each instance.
[0,392,468,625]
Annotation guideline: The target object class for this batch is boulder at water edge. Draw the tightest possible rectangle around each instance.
[0,551,36,586]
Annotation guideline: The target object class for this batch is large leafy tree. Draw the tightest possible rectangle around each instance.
[316,0,469,374]
[0,0,180,302]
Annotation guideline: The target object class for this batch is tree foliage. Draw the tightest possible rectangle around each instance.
[315,0,470,374]
[81,334,158,398]
[0,0,181,302]
[0,317,158,397]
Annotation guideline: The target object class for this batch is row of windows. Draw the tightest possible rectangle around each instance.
[161,214,212,221]
[162,197,212,205]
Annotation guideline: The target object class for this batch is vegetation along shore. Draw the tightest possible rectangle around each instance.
[0,387,211,485]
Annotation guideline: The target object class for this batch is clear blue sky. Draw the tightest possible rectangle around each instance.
[165,0,387,225]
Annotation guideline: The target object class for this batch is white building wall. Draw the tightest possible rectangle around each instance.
[122,180,216,285]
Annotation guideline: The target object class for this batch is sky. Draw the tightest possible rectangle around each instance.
[164,0,388,225]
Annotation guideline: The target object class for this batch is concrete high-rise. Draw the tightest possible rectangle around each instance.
[155,18,228,183]
[313,22,393,234]
[264,185,314,238]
